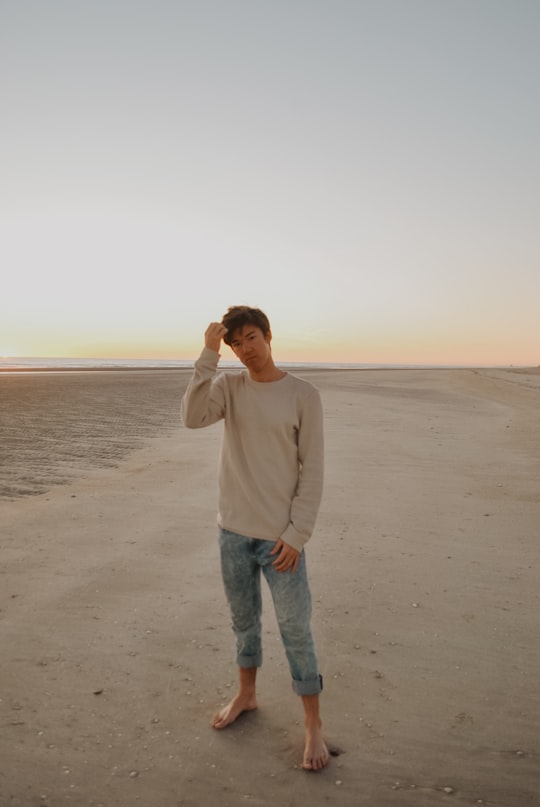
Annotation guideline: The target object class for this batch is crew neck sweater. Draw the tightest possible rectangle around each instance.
[181,347,324,551]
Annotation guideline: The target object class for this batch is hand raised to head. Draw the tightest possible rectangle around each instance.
[205,322,228,353]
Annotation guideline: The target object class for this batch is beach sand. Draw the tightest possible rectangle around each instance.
[1,367,539,806]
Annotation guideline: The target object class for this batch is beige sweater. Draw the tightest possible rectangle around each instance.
[181,348,324,551]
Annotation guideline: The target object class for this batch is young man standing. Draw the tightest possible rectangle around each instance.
[181,306,329,771]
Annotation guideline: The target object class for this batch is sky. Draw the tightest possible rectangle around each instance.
[2,0,539,365]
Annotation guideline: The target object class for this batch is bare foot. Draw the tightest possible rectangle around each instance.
[302,721,330,771]
[211,692,257,730]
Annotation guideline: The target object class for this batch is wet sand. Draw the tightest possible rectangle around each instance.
[1,367,539,806]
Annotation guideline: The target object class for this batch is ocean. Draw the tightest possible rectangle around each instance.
[0,356,397,372]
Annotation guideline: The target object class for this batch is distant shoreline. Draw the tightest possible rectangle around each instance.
[1,360,537,375]
[0,364,536,374]
[0,365,193,374]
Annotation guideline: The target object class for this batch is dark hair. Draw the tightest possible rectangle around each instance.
[221,306,271,345]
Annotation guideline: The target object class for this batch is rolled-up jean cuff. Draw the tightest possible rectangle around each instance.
[237,653,262,669]
[292,674,323,696]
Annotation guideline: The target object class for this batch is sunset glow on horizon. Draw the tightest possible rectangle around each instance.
[2,2,539,367]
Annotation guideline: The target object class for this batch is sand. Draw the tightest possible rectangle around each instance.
[1,367,539,807]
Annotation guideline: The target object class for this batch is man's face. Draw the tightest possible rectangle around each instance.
[228,324,272,371]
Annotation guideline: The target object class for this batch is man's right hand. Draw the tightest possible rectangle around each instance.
[205,322,228,353]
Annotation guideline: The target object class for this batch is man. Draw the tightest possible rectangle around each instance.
[181,305,329,771]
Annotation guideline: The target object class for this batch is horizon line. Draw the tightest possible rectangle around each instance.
[1,356,538,372]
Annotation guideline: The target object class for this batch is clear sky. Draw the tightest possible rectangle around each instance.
[2,0,539,365]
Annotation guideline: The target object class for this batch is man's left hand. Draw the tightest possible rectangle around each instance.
[271,539,301,573]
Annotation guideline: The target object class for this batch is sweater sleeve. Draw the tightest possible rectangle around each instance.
[280,388,324,551]
[181,347,226,428]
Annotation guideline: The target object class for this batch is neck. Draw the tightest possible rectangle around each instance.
[248,358,286,383]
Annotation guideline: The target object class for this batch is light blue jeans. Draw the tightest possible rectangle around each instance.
[218,528,323,696]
